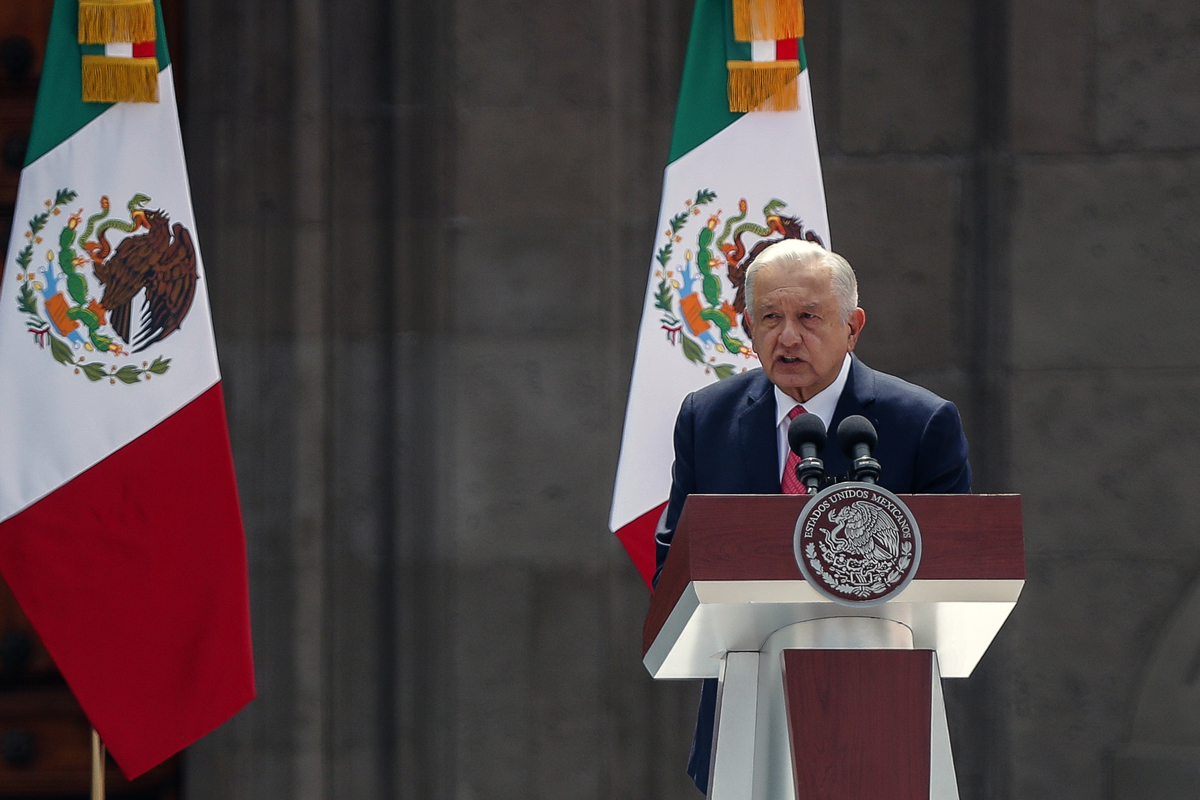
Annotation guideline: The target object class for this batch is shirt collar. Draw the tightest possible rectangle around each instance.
[773,353,853,433]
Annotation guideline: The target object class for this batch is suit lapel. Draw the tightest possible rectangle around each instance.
[825,356,876,476]
[737,373,780,493]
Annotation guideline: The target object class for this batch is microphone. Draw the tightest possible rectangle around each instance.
[787,413,828,492]
[837,415,881,484]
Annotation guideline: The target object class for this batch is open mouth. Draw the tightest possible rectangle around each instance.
[780,356,801,364]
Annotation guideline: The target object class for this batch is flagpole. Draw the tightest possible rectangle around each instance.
[91,728,105,800]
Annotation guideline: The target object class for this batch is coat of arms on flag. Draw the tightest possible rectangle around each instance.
[14,188,195,382]
[651,191,824,380]
[610,0,829,587]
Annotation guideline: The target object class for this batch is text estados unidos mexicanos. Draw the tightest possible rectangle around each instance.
[800,489,913,539]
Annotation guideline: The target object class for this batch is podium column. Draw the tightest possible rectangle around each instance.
[708,617,960,800]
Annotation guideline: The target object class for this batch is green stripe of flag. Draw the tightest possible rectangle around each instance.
[668,0,808,164]
[668,0,741,163]
[26,0,172,167]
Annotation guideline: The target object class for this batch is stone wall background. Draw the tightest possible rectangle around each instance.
[178,0,1200,798]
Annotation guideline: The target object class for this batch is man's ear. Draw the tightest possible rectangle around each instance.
[847,307,865,350]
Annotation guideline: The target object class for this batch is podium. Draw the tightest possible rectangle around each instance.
[642,493,1024,800]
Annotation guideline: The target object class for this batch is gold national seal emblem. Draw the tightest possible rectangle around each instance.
[793,483,922,606]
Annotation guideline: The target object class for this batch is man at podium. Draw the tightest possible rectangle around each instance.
[653,239,972,793]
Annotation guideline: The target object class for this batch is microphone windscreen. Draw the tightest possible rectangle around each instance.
[787,412,827,455]
[837,415,878,457]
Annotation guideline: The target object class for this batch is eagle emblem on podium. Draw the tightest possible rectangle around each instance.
[794,484,921,605]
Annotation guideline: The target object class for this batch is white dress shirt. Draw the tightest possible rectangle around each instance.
[772,353,853,480]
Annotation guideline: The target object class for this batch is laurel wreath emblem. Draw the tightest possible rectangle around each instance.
[805,540,913,598]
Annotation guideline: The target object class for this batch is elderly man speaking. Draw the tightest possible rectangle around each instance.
[653,238,971,794]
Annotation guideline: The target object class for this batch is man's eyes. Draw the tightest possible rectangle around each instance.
[761,311,821,323]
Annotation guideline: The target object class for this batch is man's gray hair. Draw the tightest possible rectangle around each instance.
[743,239,859,323]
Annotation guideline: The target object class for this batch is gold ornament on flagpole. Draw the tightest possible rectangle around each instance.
[732,0,804,42]
[78,0,159,103]
[726,0,804,112]
[726,60,801,112]
[81,54,159,103]
[78,0,156,44]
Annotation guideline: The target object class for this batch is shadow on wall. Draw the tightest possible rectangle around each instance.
[1115,566,1200,797]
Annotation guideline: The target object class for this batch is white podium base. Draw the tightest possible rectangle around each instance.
[708,617,959,800]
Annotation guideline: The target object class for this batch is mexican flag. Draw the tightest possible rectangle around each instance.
[609,0,830,588]
[0,0,254,778]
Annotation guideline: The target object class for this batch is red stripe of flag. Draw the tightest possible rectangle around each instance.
[0,384,255,778]
[615,501,666,590]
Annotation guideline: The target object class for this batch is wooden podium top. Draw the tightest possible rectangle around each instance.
[643,494,1024,680]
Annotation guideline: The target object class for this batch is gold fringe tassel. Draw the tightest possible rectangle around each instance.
[727,60,800,112]
[79,0,156,44]
[81,55,158,103]
[732,0,804,42]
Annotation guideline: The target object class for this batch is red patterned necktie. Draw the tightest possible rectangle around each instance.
[781,405,808,494]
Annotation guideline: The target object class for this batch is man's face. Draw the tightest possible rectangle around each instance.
[746,259,865,403]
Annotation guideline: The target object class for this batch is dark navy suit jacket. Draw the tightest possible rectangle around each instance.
[653,356,971,792]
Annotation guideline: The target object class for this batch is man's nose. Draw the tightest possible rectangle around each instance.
[779,319,804,345]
